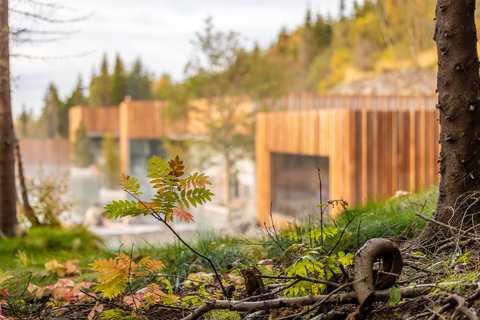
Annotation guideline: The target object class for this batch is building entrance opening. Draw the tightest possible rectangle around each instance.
[271,153,329,218]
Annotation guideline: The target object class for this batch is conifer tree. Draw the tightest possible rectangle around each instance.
[419,0,480,245]
[66,75,86,108]
[40,83,63,138]
[88,54,113,106]
[127,57,152,100]
[111,54,127,105]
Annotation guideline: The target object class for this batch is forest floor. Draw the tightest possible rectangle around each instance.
[2,188,480,320]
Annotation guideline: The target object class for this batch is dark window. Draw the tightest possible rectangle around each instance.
[271,153,329,218]
[130,139,165,178]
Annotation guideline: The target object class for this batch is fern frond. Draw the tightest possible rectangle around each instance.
[144,283,163,305]
[91,253,166,301]
[99,309,135,320]
[90,258,120,273]
[168,155,185,178]
[98,270,128,288]
[177,188,214,209]
[179,173,212,190]
[115,253,136,273]
[94,274,128,300]
[146,156,171,178]
[144,259,165,273]
[103,200,150,219]
[173,207,194,223]
[119,174,143,196]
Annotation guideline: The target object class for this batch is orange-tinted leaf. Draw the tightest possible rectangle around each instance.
[173,207,194,223]
[87,302,104,320]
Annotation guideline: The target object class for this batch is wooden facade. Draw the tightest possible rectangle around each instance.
[256,109,440,225]
[68,94,441,225]
[118,100,189,172]
[69,106,119,141]
[70,100,255,172]
[257,93,436,112]
[19,138,70,167]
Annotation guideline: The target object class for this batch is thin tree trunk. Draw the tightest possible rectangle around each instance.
[14,140,39,226]
[419,0,480,244]
[224,152,230,205]
[0,0,18,236]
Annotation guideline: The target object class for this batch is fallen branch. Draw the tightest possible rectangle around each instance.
[444,294,478,320]
[352,238,403,306]
[276,281,357,320]
[243,310,267,320]
[181,285,433,320]
[259,274,340,288]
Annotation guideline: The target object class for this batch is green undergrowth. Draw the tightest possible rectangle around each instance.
[262,188,438,260]
[133,231,243,277]
[336,187,438,246]
[0,226,103,268]
[0,226,103,295]
[0,188,438,299]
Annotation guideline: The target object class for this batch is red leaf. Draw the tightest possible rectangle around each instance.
[173,207,194,223]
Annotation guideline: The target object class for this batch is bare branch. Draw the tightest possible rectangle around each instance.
[11,51,95,60]
[10,28,79,36]
[182,285,434,320]
[10,8,92,23]
[15,0,72,10]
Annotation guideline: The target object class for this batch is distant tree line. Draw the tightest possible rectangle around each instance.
[17,0,443,139]
[16,54,153,139]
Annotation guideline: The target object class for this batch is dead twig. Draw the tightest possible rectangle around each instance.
[239,279,302,302]
[181,285,434,320]
[259,274,340,288]
[416,214,479,239]
[277,281,357,320]
[444,294,478,320]
[243,310,267,320]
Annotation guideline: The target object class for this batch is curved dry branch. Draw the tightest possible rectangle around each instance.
[352,238,403,307]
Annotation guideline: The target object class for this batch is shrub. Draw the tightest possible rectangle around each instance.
[72,121,95,168]
[99,133,121,189]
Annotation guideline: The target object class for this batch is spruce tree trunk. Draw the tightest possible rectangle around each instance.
[419,0,480,244]
[0,0,18,236]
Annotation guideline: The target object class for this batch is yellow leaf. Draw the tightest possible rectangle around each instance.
[45,260,59,271]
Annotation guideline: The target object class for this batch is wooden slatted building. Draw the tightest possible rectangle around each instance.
[19,138,70,167]
[68,94,440,225]
[69,106,119,140]
[256,95,439,225]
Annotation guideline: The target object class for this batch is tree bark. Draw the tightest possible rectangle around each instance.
[0,0,18,236]
[419,0,480,244]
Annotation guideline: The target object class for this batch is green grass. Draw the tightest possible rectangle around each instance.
[0,226,103,268]
[336,187,438,246]
[128,231,244,277]
[258,187,439,260]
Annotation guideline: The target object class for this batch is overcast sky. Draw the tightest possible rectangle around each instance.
[10,0,348,117]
